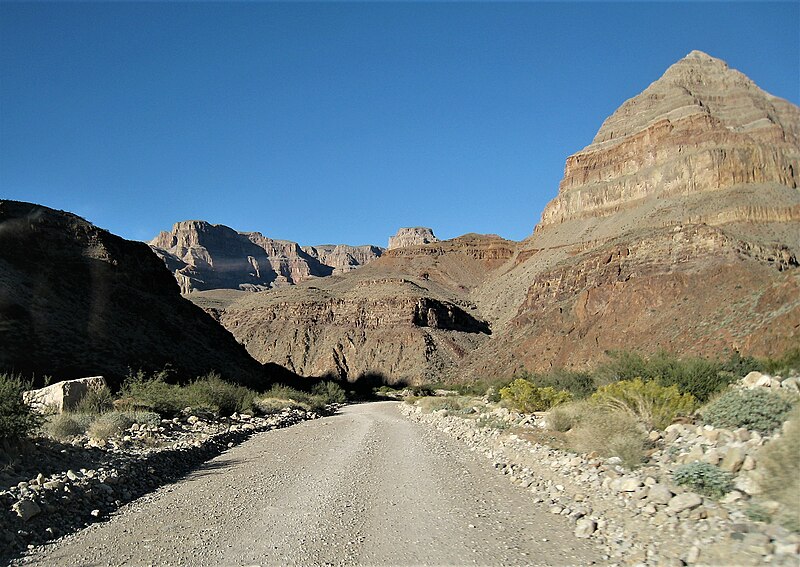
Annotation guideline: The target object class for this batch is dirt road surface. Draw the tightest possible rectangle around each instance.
[20,402,602,566]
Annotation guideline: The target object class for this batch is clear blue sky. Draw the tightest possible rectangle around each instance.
[1,2,798,247]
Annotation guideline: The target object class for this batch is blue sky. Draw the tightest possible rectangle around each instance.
[1,2,798,247]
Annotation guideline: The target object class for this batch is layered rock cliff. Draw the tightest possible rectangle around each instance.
[150,221,383,293]
[203,234,513,383]
[461,51,800,376]
[301,244,384,275]
[388,227,439,250]
[0,202,271,388]
[540,50,799,229]
[194,51,800,384]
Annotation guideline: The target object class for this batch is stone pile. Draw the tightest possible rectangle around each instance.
[0,407,325,563]
[400,392,799,566]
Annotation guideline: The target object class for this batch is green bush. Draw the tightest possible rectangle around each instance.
[0,373,42,441]
[570,408,647,469]
[523,369,596,399]
[311,381,347,404]
[760,346,800,377]
[258,384,330,414]
[121,371,257,417]
[189,373,256,415]
[673,461,733,498]
[75,385,115,414]
[701,389,794,434]
[590,378,696,430]
[44,412,93,440]
[596,351,751,402]
[757,405,800,531]
[499,379,572,413]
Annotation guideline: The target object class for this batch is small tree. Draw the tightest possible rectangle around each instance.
[0,374,42,441]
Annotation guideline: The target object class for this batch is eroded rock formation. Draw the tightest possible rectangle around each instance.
[150,221,383,293]
[387,227,439,250]
[199,51,799,384]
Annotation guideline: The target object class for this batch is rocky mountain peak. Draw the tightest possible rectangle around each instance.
[538,51,800,228]
[387,227,439,250]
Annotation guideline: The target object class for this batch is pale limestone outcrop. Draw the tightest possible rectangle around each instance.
[387,227,439,250]
[23,376,108,413]
[301,244,384,275]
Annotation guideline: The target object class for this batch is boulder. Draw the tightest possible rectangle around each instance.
[667,492,703,514]
[23,376,107,413]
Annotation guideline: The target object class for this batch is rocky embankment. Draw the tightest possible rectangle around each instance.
[400,394,800,566]
[0,408,326,563]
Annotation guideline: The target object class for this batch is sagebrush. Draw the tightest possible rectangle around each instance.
[673,461,733,498]
[701,389,794,434]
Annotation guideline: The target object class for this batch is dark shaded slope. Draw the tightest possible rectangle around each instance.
[0,201,272,389]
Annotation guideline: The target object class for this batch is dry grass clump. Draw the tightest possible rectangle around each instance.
[565,405,647,469]
[547,401,647,468]
[546,399,595,433]
[44,412,93,440]
[590,378,696,430]
[415,395,474,414]
[758,406,800,531]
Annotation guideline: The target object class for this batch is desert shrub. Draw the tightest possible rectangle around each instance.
[476,414,510,430]
[88,411,136,441]
[257,384,331,414]
[311,381,347,404]
[499,379,572,413]
[416,396,466,414]
[188,373,256,415]
[0,373,42,441]
[524,369,596,399]
[121,372,200,416]
[126,410,161,427]
[547,399,595,433]
[44,412,93,440]
[596,351,747,402]
[760,346,800,377]
[122,371,257,417]
[75,385,115,414]
[570,408,647,469]
[254,398,298,414]
[673,461,733,498]
[701,389,794,434]
[408,385,435,397]
[591,378,696,430]
[757,406,800,531]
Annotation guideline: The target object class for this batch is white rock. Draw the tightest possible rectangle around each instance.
[667,492,703,513]
[575,518,597,538]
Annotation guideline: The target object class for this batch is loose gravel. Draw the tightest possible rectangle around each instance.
[16,402,603,566]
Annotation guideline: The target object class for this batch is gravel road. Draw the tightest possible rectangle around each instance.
[20,402,602,566]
